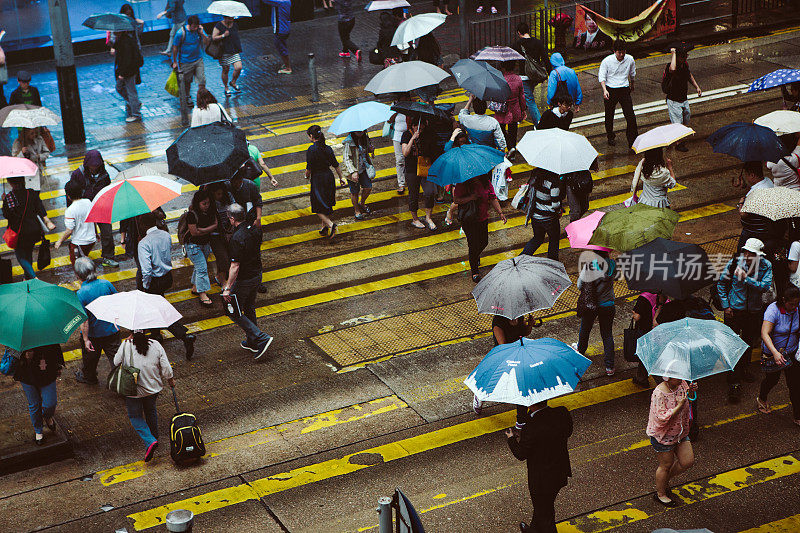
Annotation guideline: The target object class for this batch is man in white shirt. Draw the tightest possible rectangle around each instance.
[55,180,97,266]
[458,94,507,151]
[743,161,774,198]
[598,39,638,149]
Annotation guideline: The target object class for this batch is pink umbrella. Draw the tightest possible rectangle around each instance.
[565,211,613,252]
[0,156,38,179]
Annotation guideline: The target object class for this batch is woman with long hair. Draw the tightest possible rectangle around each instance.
[191,88,232,127]
[212,16,243,95]
[12,127,49,186]
[402,117,438,230]
[114,331,175,462]
[13,344,64,446]
[453,171,506,282]
[1,176,55,279]
[631,147,677,208]
[341,130,375,220]
[494,61,527,158]
[305,125,347,238]
[185,189,218,307]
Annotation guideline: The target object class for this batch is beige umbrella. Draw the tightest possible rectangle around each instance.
[741,186,800,221]
[114,162,180,181]
[0,105,60,128]
[754,110,800,136]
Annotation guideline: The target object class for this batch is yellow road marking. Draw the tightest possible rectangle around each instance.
[126,378,654,530]
[97,395,407,487]
[740,514,800,532]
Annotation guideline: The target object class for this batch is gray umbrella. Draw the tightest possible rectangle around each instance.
[364,61,450,94]
[471,256,572,320]
[83,13,136,32]
[451,59,511,102]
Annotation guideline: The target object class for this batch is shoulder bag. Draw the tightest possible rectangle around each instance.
[3,190,29,249]
[108,340,141,397]
[623,319,641,363]
[206,37,222,59]
[523,48,548,86]
[761,309,796,372]
[417,156,432,178]
[0,347,18,376]
[576,278,599,317]
[457,183,479,224]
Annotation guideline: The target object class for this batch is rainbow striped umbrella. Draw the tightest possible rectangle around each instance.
[85,175,182,223]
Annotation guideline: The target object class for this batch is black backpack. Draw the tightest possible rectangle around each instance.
[169,387,206,464]
[553,68,570,101]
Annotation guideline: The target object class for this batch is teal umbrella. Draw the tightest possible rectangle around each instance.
[0,279,86,351]
[588,203,680,252]
[83,13,136,32]
[427,144,504,186]
[328,102,392,136]
[636,318,748,381]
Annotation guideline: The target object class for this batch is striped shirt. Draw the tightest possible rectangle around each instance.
[528,176,562,221]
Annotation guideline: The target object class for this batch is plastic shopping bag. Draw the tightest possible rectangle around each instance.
[165,70,179,97]
[491,158,511,201]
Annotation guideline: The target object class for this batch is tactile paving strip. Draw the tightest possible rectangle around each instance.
[311,237,739,368]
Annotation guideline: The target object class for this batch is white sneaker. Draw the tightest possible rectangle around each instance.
[571,342,578,351]
[472,394,483,415]
[491,6,498,13]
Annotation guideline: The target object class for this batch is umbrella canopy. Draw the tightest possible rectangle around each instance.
[565,211,612,252]
[207,0,252,17]
[464,337,591,406]
[741,186,800,221]
[632,123,694,154]
[365,61,450,94]
[636,318,748,381]
[328,101,392,136]
[390,101,451,122]
[450,59,511,102]
[0,279,87,352]
[0,156,38,179]
[471,256,571,319]
[427,144,504,186]
[166,122,249,186]
[754,110,800,136]
[706,122,785,163]
[747,68,800,93]
[517,129,598,175]
[0,105,60,128]
[588,204,680,252]
[85,176,183,224]
[391,13,447,50]
[366,0,410,10]
[83,13,136,32]
[470,45,525,62]
[620,238,715,299]
[86,290,182,330]
[115,162,180,181]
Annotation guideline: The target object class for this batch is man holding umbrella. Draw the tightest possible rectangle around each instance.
[69,150,118,268]
[662,44,702,152]
[113,29,144,123]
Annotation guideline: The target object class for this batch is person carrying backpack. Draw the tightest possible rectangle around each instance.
[546,53,582,111]
[662,45,702,152]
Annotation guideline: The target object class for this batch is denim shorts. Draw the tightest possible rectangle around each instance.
[650,435,689,452]
[348,170,372,194]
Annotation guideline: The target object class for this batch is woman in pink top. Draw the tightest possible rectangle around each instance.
[494,61,527,158]
[646,377,697,507]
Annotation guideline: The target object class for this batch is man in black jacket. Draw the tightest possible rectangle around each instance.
[506,401,573,533]
[537,93,574,131]
[68,150,118,267]
[8,71,42,106]
[513,22,551,125]
[114,31,143,122]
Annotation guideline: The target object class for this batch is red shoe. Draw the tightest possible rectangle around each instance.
[144,441,159,462]
[339,52,350,58]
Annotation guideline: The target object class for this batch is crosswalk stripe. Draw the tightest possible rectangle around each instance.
[740,514,800,532]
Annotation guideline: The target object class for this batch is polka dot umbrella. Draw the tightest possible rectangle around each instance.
[747,68,800,93]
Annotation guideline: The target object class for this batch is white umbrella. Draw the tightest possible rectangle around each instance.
[391,13,447,51]
[207,0,251,17]
[86,290,183,330]
[364,60,450,94]
[755,110,800,135]
[365,61,450,94]
[115,162,180,181]
[366,0,410,10]
[517,129,598,175]
[631,123,695,154]
[2,106,60,128]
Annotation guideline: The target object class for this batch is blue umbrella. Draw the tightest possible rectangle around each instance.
[83,13,136,32]
[636,318,748,381]
[748,68,800,93]
[328,101,392,136]
[464,337,592,406]
[427,144,504,186]
[706,122,785,163]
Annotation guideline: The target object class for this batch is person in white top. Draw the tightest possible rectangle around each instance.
[457,94,507,151]
[114,331,175,462]
[788,239,800,288]
[55,179,98,266]
[767,136,800,190]
[389,93,411,193]
[742,161,774,198]
[191,88,232,127]
[598,39,638,148]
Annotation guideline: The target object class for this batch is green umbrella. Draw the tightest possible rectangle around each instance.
[0,279,86,351]
[588,204,680,252]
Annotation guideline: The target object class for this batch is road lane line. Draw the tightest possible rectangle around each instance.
[740,513,800,532]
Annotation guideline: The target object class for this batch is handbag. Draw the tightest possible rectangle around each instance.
[365,162,376,180]
[457,200,478,224]
[3,190,29,250]
[206,39,222,59]
[107,341,141,397]
[623,319,642,363]
[37,237,51,270]
[417,156,432,178]
[761,309,796,373]
[382,120,394,138]
[0,347,18,376]
[523,49,548,86]
[487,100,508,114]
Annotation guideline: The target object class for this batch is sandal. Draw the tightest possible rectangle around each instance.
[426,220,437,231]
[652,493,678,508]
[199,297,214,307]
[757,397,771,414]
[397,187,405,194]
[328,223,338,238]
[319,226,329,236]
[411,220,425,229]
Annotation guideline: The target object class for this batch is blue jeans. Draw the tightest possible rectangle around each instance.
[21,381,57,434]
[115,75,141,118]
[522,79,541,125]
[232,274,271,348]
[186,242,212,293]
[577,305,616,369]
[125,394,159,447]
[15,245,36,280]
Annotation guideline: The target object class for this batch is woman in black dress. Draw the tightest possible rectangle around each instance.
[305,125,346,238]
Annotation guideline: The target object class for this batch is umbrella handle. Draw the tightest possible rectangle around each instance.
[687,390,696,402]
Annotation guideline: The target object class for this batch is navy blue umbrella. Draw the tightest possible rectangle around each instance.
[706,122,785,163]
[427,144,504,186]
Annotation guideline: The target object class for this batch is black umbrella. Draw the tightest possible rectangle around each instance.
[450,59,511,102]
[706,122,785,163]
[166,122,249,186]
[618,238,715,300]
[83,13,136,32]
[390,101,452,123]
